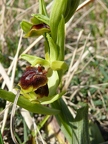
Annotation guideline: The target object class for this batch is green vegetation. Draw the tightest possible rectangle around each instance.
[0,0,108,143]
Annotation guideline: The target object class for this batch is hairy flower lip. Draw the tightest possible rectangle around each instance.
[19,66,48,91]
[35,84,49,97]
[31,23,50,30]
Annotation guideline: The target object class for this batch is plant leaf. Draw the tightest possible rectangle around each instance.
[51,98,73,143]
[50,0,68,41]
[64,0,80,22]
[39,0,48,16]
[72,105,90,144]
[52,99,90,144]
[89,122,104,144]
[0,130,4,144]
[0,89,60,115]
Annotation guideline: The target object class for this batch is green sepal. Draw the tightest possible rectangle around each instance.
[20,54,67,72]
[31,16,41,25]
[20,20,32,33]
[0,89,60,115]
[51,61,68,71]
[48,71,59,96]
[20,54,50,67]
[31,14,50,25]
[25,25,50,37]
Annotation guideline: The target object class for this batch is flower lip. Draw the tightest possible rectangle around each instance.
[35,84,49,97]
[31,23,50,30]
[19,66,48,90]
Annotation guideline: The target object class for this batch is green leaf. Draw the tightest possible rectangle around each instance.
[72,105,90,144]
[20,54,49,67]
[39,0,48,16]
[89,122,104,144]
[50,0,80,41]
[52,99,90,144]
[0,130,4,144]
[32,14,50,25]
[50,0,68,41]
[23,119,28,143]
[52,98,74,143]
[64,0,80,22]
[0,89,60,115]
[20,20,32,33]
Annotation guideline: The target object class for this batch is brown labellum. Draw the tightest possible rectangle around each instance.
[31,23,50,30]
[35,84,49,97]
[19,66,49,97]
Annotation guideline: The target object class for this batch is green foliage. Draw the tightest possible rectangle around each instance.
[52,100,90,144]
[89,122,104,144]
[0,89,60,115]
[0,130,4,144]
[1,0,107,143]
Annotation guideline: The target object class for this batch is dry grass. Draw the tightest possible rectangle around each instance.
[0,0,108,143]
